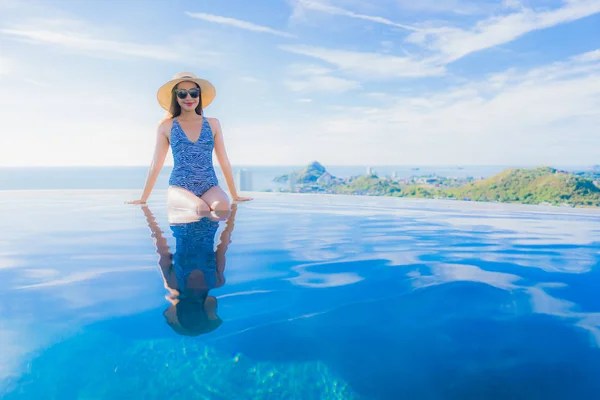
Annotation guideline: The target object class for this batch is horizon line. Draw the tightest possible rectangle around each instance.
[0,163,595,168]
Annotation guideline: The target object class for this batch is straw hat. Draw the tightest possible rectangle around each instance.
[157,72,216,111]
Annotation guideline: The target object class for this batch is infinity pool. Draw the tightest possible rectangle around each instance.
[1,191,599,399]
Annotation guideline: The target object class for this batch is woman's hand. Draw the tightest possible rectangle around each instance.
[125,199,147,205]
[232,195,253,202]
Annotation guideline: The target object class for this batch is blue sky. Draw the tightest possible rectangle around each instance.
[0,0,599,166]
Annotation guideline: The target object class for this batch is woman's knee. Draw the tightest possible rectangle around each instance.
[196,200,211,214]
[200,186,231,211]
[211,198,231,211]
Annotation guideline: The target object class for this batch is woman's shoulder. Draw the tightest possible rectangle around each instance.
[158,116,175,134]
[204,116,222,131]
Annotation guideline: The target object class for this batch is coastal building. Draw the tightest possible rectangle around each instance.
[236,169,253,191]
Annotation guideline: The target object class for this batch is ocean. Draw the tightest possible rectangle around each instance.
[0,165,591,192]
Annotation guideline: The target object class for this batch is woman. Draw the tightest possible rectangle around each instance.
[127,72,252,213]
[142,203,238,336]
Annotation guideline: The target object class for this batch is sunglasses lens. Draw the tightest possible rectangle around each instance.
[176,90,188,99]
[188,88,200,98]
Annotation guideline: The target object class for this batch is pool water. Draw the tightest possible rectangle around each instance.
[1,191,600,399]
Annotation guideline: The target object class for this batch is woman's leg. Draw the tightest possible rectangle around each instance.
[167,186,211,223]
[201,186,231,218]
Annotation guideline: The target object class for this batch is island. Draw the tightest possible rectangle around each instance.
[273,162,600,208]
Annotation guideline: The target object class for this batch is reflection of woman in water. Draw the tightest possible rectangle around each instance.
[142,204,237,336]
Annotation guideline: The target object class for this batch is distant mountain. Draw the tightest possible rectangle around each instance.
[447,167,600,207]
[273,161,329,184]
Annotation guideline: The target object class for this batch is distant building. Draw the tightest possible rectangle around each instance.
[289,172,296,192]
[236,169,253,191]
[366,167,373,175]
[316,172,333,185]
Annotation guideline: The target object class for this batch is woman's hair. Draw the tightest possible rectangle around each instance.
[168,297,223,336]
[169,82,203,118]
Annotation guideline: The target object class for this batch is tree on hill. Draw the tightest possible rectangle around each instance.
[332,175,402,196]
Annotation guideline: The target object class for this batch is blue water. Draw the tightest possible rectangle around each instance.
[1,190,600,399]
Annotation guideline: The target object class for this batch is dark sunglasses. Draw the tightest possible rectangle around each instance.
[175,88,200,99]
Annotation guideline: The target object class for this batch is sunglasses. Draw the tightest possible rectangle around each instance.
[175,88,200,99]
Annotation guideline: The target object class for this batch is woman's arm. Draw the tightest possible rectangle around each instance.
[127,121,171,204]
[209,118,252,202]
[141,205,178,293]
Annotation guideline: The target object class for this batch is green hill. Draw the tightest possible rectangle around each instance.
[332,175,402,196]
[274,162,600,208]
[273,161,328,184]
[447,167,600,207]
[400,185,445,199]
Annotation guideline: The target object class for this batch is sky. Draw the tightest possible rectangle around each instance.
[0,0,599,167]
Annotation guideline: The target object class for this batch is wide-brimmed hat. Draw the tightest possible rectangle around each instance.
[157,72,216,111]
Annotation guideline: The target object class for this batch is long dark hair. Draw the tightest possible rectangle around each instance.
[169,82,203,118]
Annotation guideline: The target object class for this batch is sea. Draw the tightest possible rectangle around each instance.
[0,165,592,192]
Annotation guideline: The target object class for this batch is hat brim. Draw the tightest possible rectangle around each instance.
[157,77,216,112]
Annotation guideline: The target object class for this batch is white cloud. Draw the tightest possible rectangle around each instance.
[286,75,360,92]
[0,18,219,62]
[487,49,600,84]
[284,62,360,93]
[298,98,313,102]
[394,0,498,15]
[502,0,523,10]
[2,28,181,61]
[291,0,421,31]
[575,49,600,62]
[264,48,600,165]
[287,63,335,76]
[280,44,445,78]
[186,11,296,38]
[407,1,600,62]
[291,0,600,65]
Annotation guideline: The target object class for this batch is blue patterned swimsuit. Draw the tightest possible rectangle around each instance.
[169,117,219,197]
